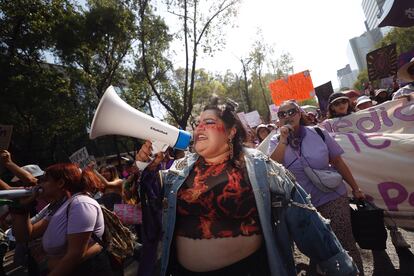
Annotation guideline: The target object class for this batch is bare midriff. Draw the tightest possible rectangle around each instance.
[175,234,263,272]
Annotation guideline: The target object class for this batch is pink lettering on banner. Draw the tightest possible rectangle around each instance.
[332,119,352,133]
[379,107,393,127]
[357,133,391,149]
[393,101,414,122]
[355,108,381,133]
[333,133,361,153]
[321,121,333,132]
[378,182,413,211]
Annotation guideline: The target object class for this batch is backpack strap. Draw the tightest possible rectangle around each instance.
[314,127,325,142]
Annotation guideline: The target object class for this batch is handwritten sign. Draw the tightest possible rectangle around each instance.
[269,70,314,105]
[269,104,279,121]
[0,125,13,150]
[237,112,250,130]
[244,111,262,128]
[69,147,93,169]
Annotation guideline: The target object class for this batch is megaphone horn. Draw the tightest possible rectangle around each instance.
[89,86,191,151]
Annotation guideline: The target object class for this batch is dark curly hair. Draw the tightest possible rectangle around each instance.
[202,97,247,167]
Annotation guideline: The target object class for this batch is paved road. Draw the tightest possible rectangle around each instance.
[5,229,414,275]
[4,253,140,276]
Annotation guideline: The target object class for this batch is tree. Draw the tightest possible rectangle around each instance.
[0,0,142,167]
[377,26,414,54]
[53,0,138,100]
[138,0,241,129]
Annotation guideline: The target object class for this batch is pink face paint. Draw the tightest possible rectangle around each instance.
[196,121,226,133]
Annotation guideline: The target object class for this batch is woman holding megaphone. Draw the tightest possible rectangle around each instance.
[136,97,359,276]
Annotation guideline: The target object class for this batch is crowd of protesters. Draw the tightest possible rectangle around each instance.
[0,58,412,276]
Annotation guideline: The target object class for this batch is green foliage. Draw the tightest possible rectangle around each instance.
[138,0,241,128]
[377,26,414,54]
[0,0,141,167]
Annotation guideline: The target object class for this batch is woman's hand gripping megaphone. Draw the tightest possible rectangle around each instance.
[135,140,169,171]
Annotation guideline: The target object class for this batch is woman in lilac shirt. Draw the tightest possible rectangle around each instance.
[10,163,116,276]
[268,100,366,274]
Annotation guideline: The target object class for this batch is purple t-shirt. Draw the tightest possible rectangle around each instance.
[268,126,347,207]
[42,194,104,256]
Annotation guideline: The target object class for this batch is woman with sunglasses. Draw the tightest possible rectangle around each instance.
[327,92,355,118]
[268,99,365,275]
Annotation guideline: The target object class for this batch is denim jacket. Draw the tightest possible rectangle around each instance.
[159,148,358,276]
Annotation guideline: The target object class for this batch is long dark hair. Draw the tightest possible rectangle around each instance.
[202,97,246,167]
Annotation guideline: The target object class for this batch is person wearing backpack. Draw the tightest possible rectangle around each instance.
[268,100,366,275]
[136,97,359,276]
[9,163,120,276]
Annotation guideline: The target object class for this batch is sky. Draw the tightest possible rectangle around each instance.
[194,0,368,89]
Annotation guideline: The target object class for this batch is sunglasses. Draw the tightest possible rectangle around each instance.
[277,108,298,119]
[332,99,348,106]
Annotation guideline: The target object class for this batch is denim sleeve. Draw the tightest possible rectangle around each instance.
[279,168,358,275]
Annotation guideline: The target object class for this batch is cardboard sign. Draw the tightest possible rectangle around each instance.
[0,125,13,150]
[367,43,398,81]
[269,104,279,121]
[237,112,250,130]
[245,111,262,128]
[269,70,314,105]
[314,81,334,114]
[69,147,93,169]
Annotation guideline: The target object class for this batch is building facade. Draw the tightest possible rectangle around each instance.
[337,64,359,89]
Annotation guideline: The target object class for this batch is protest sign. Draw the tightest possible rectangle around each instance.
[237,112,250,130]
[69,147,94,169]
[269,104,279,121]
[269,70,314,105]
[0,125,13,150]
[366,43,398,81]
[321,97,414,230]
[244,111,261,128]
[314,81,334,114]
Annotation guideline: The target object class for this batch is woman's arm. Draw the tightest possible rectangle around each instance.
[11,214,48,242]
[0,179,11,190]
[0,150,37,185]
[330,156,365,200]
[94,169,123,188]
[48,232,92,276]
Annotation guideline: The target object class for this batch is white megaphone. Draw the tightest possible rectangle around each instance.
[89,86,192,170]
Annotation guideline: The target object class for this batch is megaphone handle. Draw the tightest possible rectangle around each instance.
[135,140,169,171]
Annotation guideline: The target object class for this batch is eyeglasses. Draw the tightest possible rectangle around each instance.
[332,99,348,106]
[277,108,298,119]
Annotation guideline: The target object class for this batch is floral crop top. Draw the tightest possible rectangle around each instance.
[176,158,261,239]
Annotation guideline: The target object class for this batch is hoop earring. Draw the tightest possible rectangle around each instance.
[228,138,234,160]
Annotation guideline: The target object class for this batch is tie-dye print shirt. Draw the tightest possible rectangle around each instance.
[176,158,261,239]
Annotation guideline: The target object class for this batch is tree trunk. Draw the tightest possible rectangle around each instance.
[241,59,252,112]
